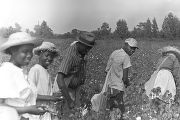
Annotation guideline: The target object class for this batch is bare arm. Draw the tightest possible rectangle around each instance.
[37,95,61,102]
[13,106,44,115]
[0,98,46,115]
[123,68,130,87]
[56,72,74,108]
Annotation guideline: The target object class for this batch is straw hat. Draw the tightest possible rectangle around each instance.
[0,32,43,54]
[77,32,95,47]
[33,41,59,56]
[159,46,180,62]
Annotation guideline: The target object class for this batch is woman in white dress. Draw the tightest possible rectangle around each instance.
[28,42,62,120]
[0,32,46,120]
[145,46,180,103]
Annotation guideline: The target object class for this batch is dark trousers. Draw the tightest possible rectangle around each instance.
[108,90,125,114]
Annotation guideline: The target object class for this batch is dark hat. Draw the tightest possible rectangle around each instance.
[77,32,95,47]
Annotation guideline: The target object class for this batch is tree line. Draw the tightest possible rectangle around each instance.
[1,12,180,40]
[0,21,54,38]
[61,12,180,40]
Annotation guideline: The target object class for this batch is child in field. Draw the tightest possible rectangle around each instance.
[0,32,46,120]
[28,42,61,120]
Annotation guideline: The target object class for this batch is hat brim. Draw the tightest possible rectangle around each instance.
[0,37,43,53]
[33,48,59,56]
[130,46,139,49]
[126,43,138,49]
[77,37,94,47]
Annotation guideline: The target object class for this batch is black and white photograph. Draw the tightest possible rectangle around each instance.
[0,0,180,120]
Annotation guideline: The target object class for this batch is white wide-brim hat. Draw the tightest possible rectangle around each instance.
[33,41,59,56]
[0,32,43,54]
[125,38,138,48]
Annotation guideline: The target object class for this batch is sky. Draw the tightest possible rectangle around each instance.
[0,0,180,34]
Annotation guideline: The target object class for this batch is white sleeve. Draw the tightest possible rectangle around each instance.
[123,55,132,69]
[0,71,19,98]
[28,67,39,92]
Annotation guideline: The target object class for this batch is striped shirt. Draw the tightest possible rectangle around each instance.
[58,44,86,87]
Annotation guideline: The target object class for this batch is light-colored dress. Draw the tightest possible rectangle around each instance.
[0,62,35,120]
[28,64,55,120]
[145,53,180,102]
[0,106,19,120]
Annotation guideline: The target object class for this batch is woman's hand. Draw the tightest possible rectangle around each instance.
[67,98,75,109]
[26,105,47,115]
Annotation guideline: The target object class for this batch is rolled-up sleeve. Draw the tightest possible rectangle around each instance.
[123,55,132,69]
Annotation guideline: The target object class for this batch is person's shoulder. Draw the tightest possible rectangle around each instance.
[114,49,128,57]
[0,62,19,71]
[29,64,43,72]
[0,62,20,75]
[0,62,9,71]
[66,45,77,53]
[167,53,177,61]
[63,45,76,56]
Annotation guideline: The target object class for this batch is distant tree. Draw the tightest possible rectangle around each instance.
[25,29,30,33]
[0,28,8,37]
[136,22,146,37]
[100,22,111,36]
[135,19,152,38]
[0,23,22,38]
[62,32,71,38]
[71,29,80,38]
[162,12,179,39]
[145,18,152,38]
[34,24,41,36]
[40,21,54,38]
[14,23,21,32]
[152,18,159,38]
[34,20,54,38]
[7,26,14,36]
[114,19,129,39]
[130,27,138,38]
[91,29,101,40]
[175,21,180,38]
[91,22,111,40]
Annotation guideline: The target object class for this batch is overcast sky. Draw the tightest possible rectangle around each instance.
[0,0,179,34]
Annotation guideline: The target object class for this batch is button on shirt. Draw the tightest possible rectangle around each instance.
[105,49,132,91]
[58,44,86,87]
